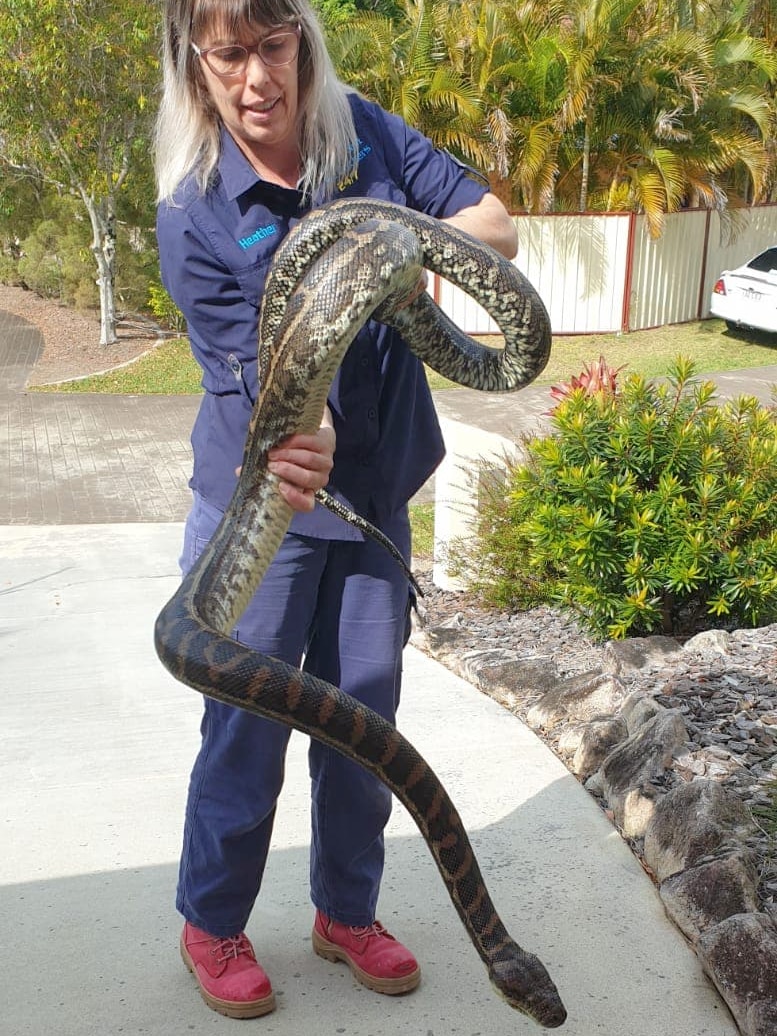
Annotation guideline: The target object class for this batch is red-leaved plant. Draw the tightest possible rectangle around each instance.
[548,355,625,410]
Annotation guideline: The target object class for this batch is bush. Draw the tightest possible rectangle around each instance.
[147,280,186,333]
[16,213,94,304]
[4,192,160,318]
[455,357,777,640]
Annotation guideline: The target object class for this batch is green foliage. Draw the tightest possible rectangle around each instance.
[314,0,358,29]
[4,192,160,315]
[315,0,401,24]
[114,240,163,317]
[327,0,777,215]
[328,0,482,158]
[16,213,94,305]
[0,0,160,340]
[409,502,435,560]
[147,281,186,334]
[455,357,777,640]
[0,0,159,195]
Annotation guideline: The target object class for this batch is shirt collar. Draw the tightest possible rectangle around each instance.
[218,128,263,201]
[217,126,304,204]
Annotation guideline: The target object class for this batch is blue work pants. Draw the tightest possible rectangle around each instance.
[175,492,412,936]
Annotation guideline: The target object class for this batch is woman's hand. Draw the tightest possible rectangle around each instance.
[266,406,336,512]
[396,269,428,309]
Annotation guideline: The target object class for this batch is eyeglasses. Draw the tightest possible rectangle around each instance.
[192,25,301,77]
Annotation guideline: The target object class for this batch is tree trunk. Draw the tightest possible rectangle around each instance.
[96,232,117,347]
[83,193,118,346]
[579,115,591,212]
[487,172,514,211]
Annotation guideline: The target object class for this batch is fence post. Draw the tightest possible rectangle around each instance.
[696,208,713,320]
[621,210,637,332]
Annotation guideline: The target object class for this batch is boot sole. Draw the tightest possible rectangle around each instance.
[180,936,277,1019]
[311,928,421,995]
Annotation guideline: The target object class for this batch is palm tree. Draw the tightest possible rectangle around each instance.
[328,0,777,222]
[549,0,645,211]
[327,0,483,158]
[695,10,777,204]
[442,0,563,211]
[547,0,776,223]
[627,12,776,210]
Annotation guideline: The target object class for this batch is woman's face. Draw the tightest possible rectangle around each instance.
[195,20,300,172]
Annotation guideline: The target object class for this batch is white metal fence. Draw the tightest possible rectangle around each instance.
[431,203,777,336]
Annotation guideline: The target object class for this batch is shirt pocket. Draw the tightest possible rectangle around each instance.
[234,252,274,310]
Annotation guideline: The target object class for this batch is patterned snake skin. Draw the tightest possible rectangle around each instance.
[155,198,566,1027]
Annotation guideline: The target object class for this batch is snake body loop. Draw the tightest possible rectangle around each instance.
[155,200,566,1028]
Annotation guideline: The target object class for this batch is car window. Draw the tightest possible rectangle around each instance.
[747,248,777,272]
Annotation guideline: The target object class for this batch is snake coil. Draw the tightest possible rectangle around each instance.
[155,198,566,1028]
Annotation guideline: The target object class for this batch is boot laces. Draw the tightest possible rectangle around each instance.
[212,933,254,964]
[350,921,389,941]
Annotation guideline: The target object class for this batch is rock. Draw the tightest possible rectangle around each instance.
[684,629,733,655]
[697,913,777,1036]
[526,671,627,731]
[584,769,605,796]
[659,851,760,943]
[673,750,708,777]
[556,725,584,757]
[597,709,688,837]
[571,717,628,779]
[747,1000,777,1036]
[620,690,664,732]
[414,574,777,1026]
[463,655,560,699]
[416,624,465,654]
[643,779,758,881]
[601,635,681,674]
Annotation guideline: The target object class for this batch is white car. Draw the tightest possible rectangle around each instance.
[710,246,777,334]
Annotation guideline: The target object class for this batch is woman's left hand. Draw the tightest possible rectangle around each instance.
[396,269,428,309]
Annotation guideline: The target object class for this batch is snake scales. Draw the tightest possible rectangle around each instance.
[155,198,566,1028]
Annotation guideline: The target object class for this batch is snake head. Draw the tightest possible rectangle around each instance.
[489,945,567,1028]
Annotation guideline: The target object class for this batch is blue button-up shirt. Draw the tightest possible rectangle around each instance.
[156,93,487,538]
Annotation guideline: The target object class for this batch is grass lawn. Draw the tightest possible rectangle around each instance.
[38,337,202,395]
[425,318,777,390]
[408,502,435,560]
[35,318,777,395]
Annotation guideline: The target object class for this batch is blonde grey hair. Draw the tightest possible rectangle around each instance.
[155,0,358,202]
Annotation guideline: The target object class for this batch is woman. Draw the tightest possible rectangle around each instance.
[155,0,518,1019]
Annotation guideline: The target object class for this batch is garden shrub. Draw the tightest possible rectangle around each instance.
[16,215,93,304]
[455,356,777,640]
[5,193,160,318]
[147,280,186,333]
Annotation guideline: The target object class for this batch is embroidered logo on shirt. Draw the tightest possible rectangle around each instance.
[237,222,278,251]
[337,140,372,192]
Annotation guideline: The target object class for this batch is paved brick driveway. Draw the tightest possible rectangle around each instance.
[0,308,198,524]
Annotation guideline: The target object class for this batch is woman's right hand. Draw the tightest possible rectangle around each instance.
[267,421,336,513]
[235,407,335,513]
